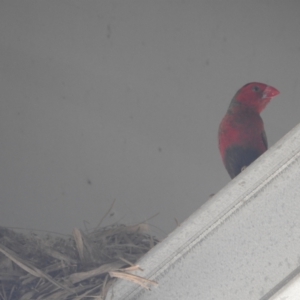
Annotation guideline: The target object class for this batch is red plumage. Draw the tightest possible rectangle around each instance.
[218,82,280,178]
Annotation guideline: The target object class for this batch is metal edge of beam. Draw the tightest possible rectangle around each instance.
[107,122,300,300]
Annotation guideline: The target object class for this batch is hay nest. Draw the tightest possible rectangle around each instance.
[0,223,159,299]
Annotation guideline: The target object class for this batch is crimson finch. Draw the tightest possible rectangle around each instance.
[218,82,280,178]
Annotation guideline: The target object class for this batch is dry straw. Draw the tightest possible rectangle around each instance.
[0,220,159,299]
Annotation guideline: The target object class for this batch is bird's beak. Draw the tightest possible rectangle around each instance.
[263,85,280,99]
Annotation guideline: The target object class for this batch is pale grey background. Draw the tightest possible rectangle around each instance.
[0,1,299,238]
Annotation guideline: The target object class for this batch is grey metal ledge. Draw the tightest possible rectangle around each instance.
[107,123,300,300]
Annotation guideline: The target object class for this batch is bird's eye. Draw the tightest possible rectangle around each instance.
[252,86,260,92]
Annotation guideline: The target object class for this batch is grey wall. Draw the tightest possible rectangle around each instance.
[0,1,299,237]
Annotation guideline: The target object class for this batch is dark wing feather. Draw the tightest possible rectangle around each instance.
[261,130,268,150]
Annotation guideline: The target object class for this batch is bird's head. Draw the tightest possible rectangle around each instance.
[233,82,280,113]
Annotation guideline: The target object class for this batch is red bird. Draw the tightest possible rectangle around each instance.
[218,82,280,178]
